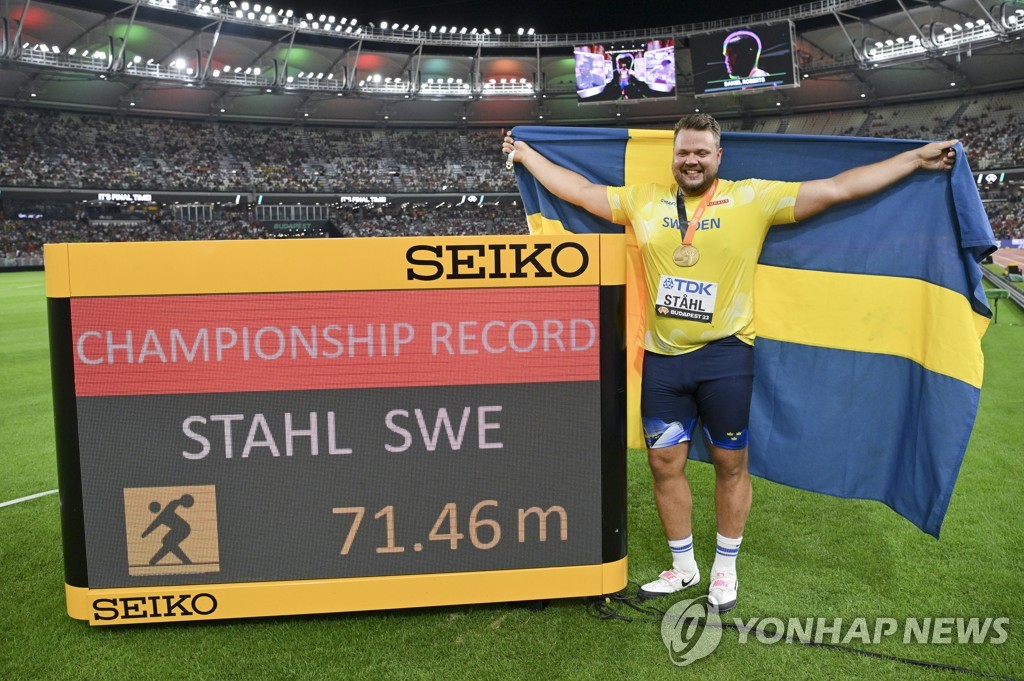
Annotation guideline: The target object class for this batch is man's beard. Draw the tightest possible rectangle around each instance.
[673,167,716,196]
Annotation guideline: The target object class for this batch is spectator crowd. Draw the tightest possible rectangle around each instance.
[0,202,528,258]
[1,93,1022,258]
[0,109,518,194]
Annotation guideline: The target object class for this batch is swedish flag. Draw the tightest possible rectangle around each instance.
[510,126,996,537]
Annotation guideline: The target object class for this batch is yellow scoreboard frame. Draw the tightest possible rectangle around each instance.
[45,235,628,625]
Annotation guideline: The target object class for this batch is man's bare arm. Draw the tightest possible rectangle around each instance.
[503,135,619,224]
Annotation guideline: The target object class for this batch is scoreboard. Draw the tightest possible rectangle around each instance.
[45,235,628,625]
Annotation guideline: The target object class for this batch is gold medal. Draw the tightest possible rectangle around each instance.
[673,244,700,267]
[673,179,716,269]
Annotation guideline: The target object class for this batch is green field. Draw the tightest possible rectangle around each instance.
[1,269,1022,680]
[986,263,1024,296]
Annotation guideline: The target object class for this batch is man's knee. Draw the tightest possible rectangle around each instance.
[709,446,749,480]
[648,444,688,481]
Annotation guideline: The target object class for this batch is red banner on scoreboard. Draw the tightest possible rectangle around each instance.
[71,288,600,397]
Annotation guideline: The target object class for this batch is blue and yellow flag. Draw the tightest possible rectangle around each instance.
[511,126,996,537]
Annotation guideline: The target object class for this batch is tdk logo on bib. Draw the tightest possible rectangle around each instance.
[655,275,718,324]
[670,279,714,295]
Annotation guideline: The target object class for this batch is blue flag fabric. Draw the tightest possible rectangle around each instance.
[510,125,996,537]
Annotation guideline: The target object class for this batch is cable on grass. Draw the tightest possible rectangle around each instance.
[586,583,1022,681]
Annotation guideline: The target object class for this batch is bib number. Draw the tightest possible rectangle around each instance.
[655,275,717,324]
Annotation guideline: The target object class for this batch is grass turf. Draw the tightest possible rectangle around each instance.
[1,270,1021,680]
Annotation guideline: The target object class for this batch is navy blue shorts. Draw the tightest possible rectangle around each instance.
[641,336,754,450]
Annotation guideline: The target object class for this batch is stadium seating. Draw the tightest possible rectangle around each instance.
[1,91,1022,258]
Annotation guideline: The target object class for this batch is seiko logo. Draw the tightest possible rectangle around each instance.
[406,242,589,281]
[92,593,218,621]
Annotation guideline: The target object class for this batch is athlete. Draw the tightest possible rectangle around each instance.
[723,31,769,79]
[598,53,652,101]
[502,114,956,612]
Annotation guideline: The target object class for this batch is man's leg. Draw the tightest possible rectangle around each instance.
[694,339,755,614]
[706,444,750,613]
[638,350,701,599]
[708,444,751,538]
[639,440,701,598]
[649,441,693,540]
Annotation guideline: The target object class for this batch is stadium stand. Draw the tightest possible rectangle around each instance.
[0,202,527,258]
[1,91,1022,260]
[983,185,1024,242]
[0,110,520,194]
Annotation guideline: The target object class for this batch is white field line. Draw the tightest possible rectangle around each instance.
[0,489,58,508]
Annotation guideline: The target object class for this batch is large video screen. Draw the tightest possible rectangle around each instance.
[574,39,676,104]
[690,22,799,96]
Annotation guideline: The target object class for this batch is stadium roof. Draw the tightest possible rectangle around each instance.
[1,0,1022,126]
[276,0,804,35]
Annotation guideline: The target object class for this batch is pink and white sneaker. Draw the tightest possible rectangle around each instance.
[638,567,700,599]
[707,571,738,613]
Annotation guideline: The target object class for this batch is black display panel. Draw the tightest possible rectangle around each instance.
[690,22,799,96]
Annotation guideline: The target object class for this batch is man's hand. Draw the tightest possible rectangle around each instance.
[499,132,616,223]
[501,133,516,157]
[502,133,530,168]
[916,140,958,172]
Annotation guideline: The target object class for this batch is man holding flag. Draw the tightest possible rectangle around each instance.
[503,114,957,613]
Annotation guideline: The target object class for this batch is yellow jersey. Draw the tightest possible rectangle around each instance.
[608,178,800,354]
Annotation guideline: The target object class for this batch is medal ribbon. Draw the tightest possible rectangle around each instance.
[675,178,719,246]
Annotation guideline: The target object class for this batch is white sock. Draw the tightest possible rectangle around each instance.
[668,535,697,575]
[711,533,742,574]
